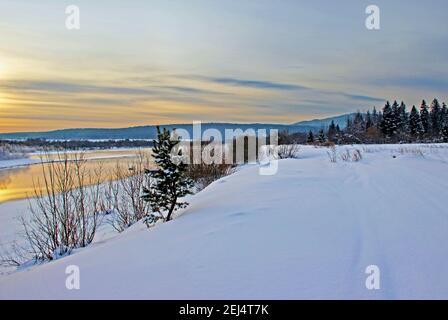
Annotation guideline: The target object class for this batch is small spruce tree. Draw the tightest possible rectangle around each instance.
[430,98,442,139]
[380,101,394,138]
[409,106,422,138]
[142,126,194,223]
[365,110,373,131]
[442,125,448,143]
[317,129,326,144]
[420,100,430,136]
[327,121,337,141]
[306,131,315,144]
[442,103,448,129]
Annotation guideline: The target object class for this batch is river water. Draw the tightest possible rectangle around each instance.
[0,148,153,203]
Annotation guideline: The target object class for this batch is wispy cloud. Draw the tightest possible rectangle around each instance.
[0,80,156,96]
[183,75,309,91]
[153,85,225,95]
[209,77,308,91]
[342,94,384,103]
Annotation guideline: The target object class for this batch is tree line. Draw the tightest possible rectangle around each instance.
[306,98,448,144]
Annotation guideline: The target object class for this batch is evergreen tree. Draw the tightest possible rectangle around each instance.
[409,105,422,137]
[365,110,373,130]
[442,102,448,135]
[391,100,400,135]
[372,107,379,127]
[420,100,430,135]
[380,101,394,137]
[398,101,408,134]
[430,98,442,138]
[306,131,315,144]
[327,121,337,141]
[345,116,353,133]
[376,111,383,130]
[142,126,194,223]
[442,102,448,121]
[317,129,326,143]
[353,111,365,134]
[442,125,448,143]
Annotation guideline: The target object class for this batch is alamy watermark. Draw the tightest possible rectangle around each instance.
[65,265,80,290]
[365,5,380,30]
[365,265,381,290]
[168,122,279,176]
[63,5,380,33]
[65,5,80,30]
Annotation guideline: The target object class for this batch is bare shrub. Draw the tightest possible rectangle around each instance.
[185,142,235,190]
[340,149,351,162]
[327,145,337,163]
[395,147,425,157]
[352,149,363,162]
[0,241,29,268]
[17,152,104,263]
[340,149,363,162]
[276,144,301,159]
[104,150,152,232]
[186,162,235,190]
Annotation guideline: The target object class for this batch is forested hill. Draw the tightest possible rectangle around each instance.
[0,114,352,140]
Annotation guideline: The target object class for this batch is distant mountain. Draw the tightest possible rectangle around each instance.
[0,114,354,141]
[293,113,356,129]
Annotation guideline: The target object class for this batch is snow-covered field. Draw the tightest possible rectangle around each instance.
[1,144,448,299]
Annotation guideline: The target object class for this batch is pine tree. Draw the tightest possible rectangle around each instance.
[391,100,400,136]
[442,103,448,136]
[365,110,373,130]
[372,107,379,127]
[335,125,341,143]
[420,100,430,135]
[306,131,315,144]
[380,101,394,137]
[345,116,353,133]
[442,103,448,123]
[353,111,365,134]
[317,129,326,144]
[430,98,442,138]
[327,120,337,141]
[376,111,383,130]
[409,105,422,137]
[142,126,194,223]
[442,125,448,143]
[398,101,408,134]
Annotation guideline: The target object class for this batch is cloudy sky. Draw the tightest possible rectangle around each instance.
[0,0,447,132]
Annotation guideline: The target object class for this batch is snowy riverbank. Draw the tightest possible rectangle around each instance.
[1,144,448,299]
